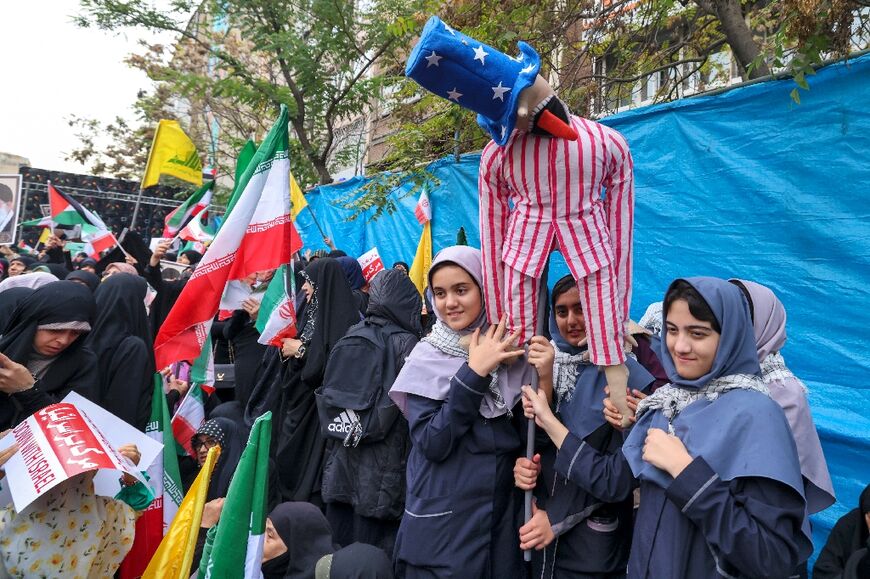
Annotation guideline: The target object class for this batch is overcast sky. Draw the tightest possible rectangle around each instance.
[0,0,177,174]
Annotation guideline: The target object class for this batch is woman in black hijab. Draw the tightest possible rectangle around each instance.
[246,258,360,504]
[65,269,100,292]
[85,273,154,430]
[7,255,35,276]
[186,417,246,501]
[262,501,337,579]
[0,281,98,429]
[179,250,203,266]
[0,287,32,329]
[315,543,394,579]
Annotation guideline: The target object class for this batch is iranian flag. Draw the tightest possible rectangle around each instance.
[197,412,272,579]
[153,105,302,369]
[119,376,184,579]
[163,181,214,237]
[178,207,215,244]
[256,263,297,347]
[171,339,215,458]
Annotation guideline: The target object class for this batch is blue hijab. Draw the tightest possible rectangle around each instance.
[623,278,807,514]
[655,277,761,388]
[337,256,366,291]
[549,311,653,439]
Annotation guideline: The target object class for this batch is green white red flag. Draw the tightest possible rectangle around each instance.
[255,263,298,347]
[163,181,214,237]
[119,376,184,578]
[153,105,302,369]
[178,208,216,244]
[197,412,272,578]
[171,339,215,458]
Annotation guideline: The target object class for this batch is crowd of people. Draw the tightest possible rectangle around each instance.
[0,233,867,579]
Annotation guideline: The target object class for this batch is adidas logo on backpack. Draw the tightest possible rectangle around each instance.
[328,409,360,434]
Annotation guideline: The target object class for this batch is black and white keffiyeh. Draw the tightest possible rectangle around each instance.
[423,321,509,415]
[635,373,770,434]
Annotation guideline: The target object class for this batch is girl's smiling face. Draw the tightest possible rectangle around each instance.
[665,298,720,380]
[431,264,481,331]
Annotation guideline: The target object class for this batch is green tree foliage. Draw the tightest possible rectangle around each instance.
[75,0,429,187]
[72,0,867,216]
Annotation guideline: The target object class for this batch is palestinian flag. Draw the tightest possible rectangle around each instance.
[171,339,215,458]
[16,240,35,255]
[197,412,272,579]
[119,376,184,579]
[153,105,302,369]
[256,263,297,347]
[163,181,215,237]
[20,183,107,232]
[48,182,108,229]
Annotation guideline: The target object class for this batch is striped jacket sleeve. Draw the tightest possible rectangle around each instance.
[479,142,510,324]
[602,128,635,329]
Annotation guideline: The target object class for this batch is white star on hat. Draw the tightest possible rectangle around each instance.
[443,22,456,35]
[425,51,443,67]
[520,63,536,74]
[491,81,511,101]
[473,45,489,65]
[447,87,463,101]
[501,125,508,139]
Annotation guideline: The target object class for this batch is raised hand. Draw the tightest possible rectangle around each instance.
[468,315,523,376]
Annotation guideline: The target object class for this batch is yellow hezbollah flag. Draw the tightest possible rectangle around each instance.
[409,221,432,296]
[290,172,308,220]
[141,120,203,189]
[142,446,220,579]
[37,227,51,245]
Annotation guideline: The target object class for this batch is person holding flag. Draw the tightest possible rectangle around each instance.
[245,258,360,504]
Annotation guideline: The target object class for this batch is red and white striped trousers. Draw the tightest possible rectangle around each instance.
[505,262,626,366]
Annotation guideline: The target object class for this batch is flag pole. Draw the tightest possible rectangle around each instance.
[132,123,161,231]
[305,205,329,244]
[523,255,550,563]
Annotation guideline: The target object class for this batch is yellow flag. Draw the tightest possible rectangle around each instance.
[37,227,51,245]
[409,221,432,296]
[141,120,203,189]
[142,446,220,579]
[290,172,308,220]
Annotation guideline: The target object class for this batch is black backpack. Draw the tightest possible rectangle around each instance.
[315,318,407,448]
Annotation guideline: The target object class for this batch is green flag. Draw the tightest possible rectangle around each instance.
[198,411,272,578]
[235,139,257,185]
[120,376,184,577]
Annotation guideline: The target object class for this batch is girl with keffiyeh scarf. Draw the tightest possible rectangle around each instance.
[522,277,813,579]
[515,275,656,579]
[389,246,544,579]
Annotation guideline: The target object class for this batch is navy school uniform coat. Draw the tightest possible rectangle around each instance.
[393,363,525,579]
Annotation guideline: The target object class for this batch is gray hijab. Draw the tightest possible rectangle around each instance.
[732,279,836,514]
[389,246,530,418]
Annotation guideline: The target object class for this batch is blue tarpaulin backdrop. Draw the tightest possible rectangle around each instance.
[295,54,870,560]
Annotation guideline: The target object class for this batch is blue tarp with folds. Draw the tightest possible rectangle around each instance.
[295,53,870,561]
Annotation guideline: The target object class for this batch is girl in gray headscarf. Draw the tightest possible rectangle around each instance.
[389,246,548,579]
